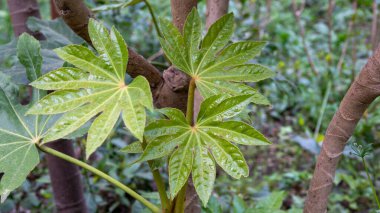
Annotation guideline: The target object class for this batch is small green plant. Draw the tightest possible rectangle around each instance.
[350,141,380,210]
[0,9,273,212]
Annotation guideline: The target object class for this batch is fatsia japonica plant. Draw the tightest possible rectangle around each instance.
[0,8,274,213]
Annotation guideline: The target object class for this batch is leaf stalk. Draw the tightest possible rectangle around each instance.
[38,145,161,213]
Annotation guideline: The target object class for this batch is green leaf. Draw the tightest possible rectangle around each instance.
[17,33,44,103]
[121,141,143,153]
[196,13,234,73]
[54,45,119,82]
[128,76,153,111]
[201,121,271,145]
[89,19,127,80]
[169,137,194,198]
[30,67,115,90]
[199,41,266,75]
[144,119,188,141]
[197,95,253,124]
[27,88,118,115]
[157,108,187,124]
[0,87,50,201]
[158,10,273,105]
[201,64,275,82]
[43,101,107,143]
[202,132,249,179]
[86,96,121,158]
[232,195,247,213]
[121,100,146,141]
[30,20,152,156]
[196,80,270,105]
[17,33,42,83]
[158,18,191,74]
[184,8,202,70]
[138,131,190,162]
[193,140,216,206]
[254,191,286,210]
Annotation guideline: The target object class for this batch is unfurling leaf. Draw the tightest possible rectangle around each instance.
[158,8,275,102]
[28,19,153,158]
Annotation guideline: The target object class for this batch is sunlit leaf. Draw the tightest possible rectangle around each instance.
[159,9,273,101]
[201,132,249,179]
[29,19,153,156]
[169,137,194,198]
[139,94,271,205]
[201,121,271,145]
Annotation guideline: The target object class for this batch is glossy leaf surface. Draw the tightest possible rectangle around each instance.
[138,95,271,205]
[158,8,275,101]
[28,19,153,158]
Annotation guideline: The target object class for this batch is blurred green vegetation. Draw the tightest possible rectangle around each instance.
[0,0,380,212]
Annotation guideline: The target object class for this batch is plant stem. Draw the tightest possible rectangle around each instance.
[142,140,171,211]
[186,78,196,125]
[174,78,196,212]
[314,80,331,141]
[362,157,380,209]
[38,145,161,213]
[144,0,162,37]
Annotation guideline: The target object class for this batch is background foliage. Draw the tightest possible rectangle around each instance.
[0,0,379,212]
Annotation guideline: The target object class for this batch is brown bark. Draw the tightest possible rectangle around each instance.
[205,0,229,29]
[7,0,44,40]
[304,47,380,212]
[51,0,60,19]
[170,0,198,32]
[46,141,87,213]
[7,1,88,212]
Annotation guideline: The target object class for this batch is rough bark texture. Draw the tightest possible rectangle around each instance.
[305,47,380,212]
[7,0,44,40]
[205,0,229,29]
[170,0,198,32]
[54,0,189,110]
[46,141,87,213]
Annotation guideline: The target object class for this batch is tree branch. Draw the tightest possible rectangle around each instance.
[304,46,380,212]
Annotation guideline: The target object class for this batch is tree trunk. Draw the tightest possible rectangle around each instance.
[304,47,380,212]
[7,1,88,212]
[46,141,88,213]
[7,0,44,40]
[205,0,229,29]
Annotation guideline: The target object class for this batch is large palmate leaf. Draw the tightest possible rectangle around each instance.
[0,34,53,202]
[28,19,153,158]
[159,8,275,103]
[137,95,271,205]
